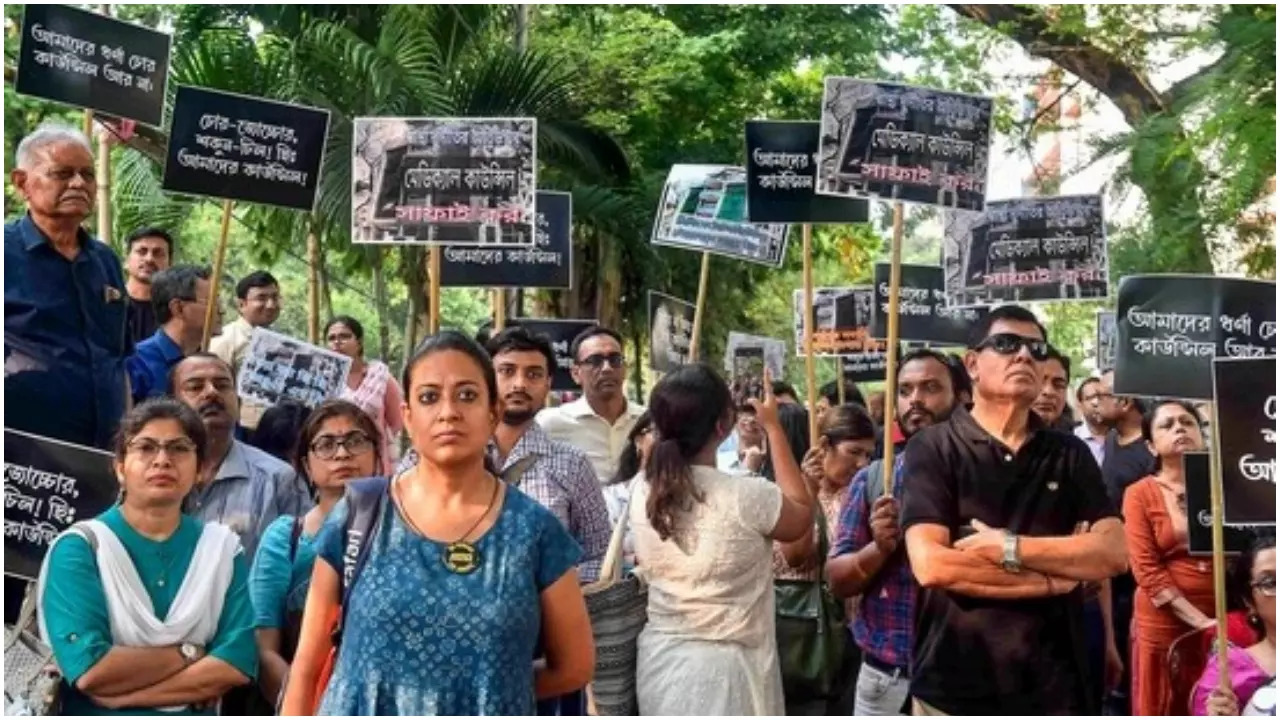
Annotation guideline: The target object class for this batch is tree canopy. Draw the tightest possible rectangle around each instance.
[5,4,1273,395]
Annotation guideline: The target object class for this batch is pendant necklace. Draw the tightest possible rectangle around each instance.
[397,472,500,575]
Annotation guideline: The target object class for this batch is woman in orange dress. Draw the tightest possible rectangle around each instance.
[1123,399,1216,716]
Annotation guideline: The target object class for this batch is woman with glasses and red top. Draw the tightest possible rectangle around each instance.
[248,400,383,708]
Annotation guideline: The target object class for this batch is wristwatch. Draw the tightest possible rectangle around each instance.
[179,642,201,665]
[1000,530,1022,573]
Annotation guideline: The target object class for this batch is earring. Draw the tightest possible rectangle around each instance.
[1249,610,1260,624]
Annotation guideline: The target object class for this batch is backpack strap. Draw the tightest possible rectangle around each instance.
[864,459,885,501]
[331,476,389,648]
[500,455,539,489]
[288,515,304,563]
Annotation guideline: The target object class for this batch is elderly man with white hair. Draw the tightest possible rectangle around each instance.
[5,123,129,450]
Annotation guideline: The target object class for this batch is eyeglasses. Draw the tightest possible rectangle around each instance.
[1252,575,1276,597]
[127,438,197,462]
[971,333,1050,361]
[310,431,373,460]
[578,352,625,370]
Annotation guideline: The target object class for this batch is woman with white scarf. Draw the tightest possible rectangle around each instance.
[37,398,257,714]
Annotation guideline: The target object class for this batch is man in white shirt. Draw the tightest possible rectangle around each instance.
[1073,376,1108,467]
[209,270,281,431]
[537,325,645,484]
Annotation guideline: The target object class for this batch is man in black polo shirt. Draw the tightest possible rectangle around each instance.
[901,305,1128,715]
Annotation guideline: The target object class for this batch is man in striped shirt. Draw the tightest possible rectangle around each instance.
[826,348,958,715]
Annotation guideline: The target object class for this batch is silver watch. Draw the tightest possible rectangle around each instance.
[1000,530,1022,573]
[179,642,201,664]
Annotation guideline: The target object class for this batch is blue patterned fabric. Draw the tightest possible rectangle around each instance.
[313,485,582,716]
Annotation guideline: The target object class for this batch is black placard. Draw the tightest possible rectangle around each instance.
[792,287,881,357]
[871,264,989,346]
[4,429,117,581]
[817,78,993,211]
[352,117,537,246]
[162,86,330,211]
[1186,452,1255,556]
[1114,275,1276,400]
[441,191,572,288]
[840,342,931,383]
[943,195,1109,306]
[648,292,695,374]
[651,164,791,267]
[508,319,599,392]
[744,121,870,224]
[236,329,352,410]
[1096,310,1117,371]
[1213,357,1277,527]
[15,4,171,126]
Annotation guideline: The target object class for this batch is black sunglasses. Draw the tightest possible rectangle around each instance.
[972,333,1050,361]
[578,352,625,369]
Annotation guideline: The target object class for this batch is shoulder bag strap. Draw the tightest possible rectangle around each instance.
[332,477,389,647]
[288,515,304,563]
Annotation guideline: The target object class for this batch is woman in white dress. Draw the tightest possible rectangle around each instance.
[630,365,815,715]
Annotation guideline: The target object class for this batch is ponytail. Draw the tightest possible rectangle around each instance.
[645,437,704,541]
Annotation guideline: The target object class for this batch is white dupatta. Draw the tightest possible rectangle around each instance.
[36,519,241,649]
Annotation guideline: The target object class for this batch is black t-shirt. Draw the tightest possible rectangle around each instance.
[1102,429,1156,511]
[901,407,1118,715]
[125,295,156,349]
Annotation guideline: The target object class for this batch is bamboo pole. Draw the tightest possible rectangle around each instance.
[1207,401,1230,690]
[493,289,507,331]
[802,224,819,446]
[688,252,711,361]
[201,200,234,351]
[837,365,847,406]
[428,246,442,335]
[94,4,111,244]
[880,203,906,497]
[306,221,320,344]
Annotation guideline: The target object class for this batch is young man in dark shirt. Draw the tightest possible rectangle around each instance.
[901,305,1128,715]
[122,227,174,348]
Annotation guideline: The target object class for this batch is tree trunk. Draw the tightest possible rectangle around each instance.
[596,225,621,328]
[372,252,391,360]
[949,4,1215,273]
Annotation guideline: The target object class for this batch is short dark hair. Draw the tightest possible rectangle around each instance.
[771,381,798,400]
[486,326,557,375]
[235,270,279,300]
[325,315,364,343]
[248,400,311,465]
[1076,376,1103,403]
[943,354,972,400]
[820,403,876,444]
[570,325,623,362]
[125,226,174,254]
[402,331,497,409]
[1141,399,1203,472]
[1045,344,1071,381]
[293,399,384,487]
[968,304,1049,348]
[151,264,211,325]
[1228,531,1277,633]
[895,348,954,388]
[819,380,866,409]
[114,397,208,469]
[168,351,232,395]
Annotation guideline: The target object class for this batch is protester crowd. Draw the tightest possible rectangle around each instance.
[6,123,1276,717]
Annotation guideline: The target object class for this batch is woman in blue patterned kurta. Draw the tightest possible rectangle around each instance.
[281,331,595,716]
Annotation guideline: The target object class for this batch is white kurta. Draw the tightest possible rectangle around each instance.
[629,466,785,716]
